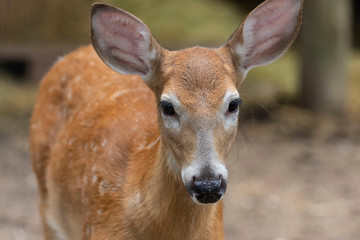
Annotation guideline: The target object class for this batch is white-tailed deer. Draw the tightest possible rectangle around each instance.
[30,0,302,239]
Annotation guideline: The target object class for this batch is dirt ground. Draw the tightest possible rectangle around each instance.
[1,107,360,240]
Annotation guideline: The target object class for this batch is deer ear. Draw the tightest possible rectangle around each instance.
[225,0,303,75]
[91,3,161,81]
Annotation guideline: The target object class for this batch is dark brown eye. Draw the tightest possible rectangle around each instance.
[159,101,175,116]
[228,98,241,113]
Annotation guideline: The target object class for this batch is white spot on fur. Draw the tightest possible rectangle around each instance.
[75,75,82,82]
[92,175,98,183]
[110,88,148,100]
[66,88,72,100]
[31,121,41,129]
[101,139,107,147]
[128,192,141,209]
[99,180,110,195]
[93,146,98,152]
[138,137,160,150]
[68,138,75,146]
[137,142,146,150]
[86,227,90,237]
[146,137,160,149]
[107,149,113,157]
[83,176,88,185]
[48,86,55,93]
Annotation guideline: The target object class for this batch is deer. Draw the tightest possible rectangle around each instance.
[29,0,303,239]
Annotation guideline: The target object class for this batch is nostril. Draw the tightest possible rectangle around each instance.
[192,176,196,185]
[191,176,196,189]
[193,180,221,194]
[219,174,223,181]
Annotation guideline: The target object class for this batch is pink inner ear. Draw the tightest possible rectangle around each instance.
[92,8,152,75]
[240,0,301,70]
[250,0,299,41]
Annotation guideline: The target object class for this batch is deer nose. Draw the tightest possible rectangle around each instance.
[190,175,227,204]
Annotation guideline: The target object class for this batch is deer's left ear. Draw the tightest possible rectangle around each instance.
[224,0,303,75]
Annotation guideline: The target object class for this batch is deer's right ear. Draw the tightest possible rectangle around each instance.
[224,0,303,76]
[91,3,161,81]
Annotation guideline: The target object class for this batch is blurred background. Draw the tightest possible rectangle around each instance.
[0,0,359,239]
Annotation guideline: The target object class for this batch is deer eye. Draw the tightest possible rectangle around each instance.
[228,98,241,113]
[159,101,175,116]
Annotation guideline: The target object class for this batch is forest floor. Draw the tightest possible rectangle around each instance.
[1,106,359,240]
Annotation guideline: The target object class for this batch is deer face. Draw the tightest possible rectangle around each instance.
[154,47,240,203]
[91,0,303,204]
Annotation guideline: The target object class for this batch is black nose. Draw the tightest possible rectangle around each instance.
[190,175,227,204]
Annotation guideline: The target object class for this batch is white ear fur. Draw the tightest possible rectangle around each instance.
[227,0,303,75]
[91,3,160,81]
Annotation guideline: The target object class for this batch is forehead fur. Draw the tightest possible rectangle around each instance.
[162,47,235,113]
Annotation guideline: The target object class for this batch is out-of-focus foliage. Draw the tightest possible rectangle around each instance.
[241,51,360,118]
[1,0,93,44]
[0,0,244,47]
[112,0,243,47]
[246,51,299,98]
[300,0,352,113]
[348,52,360,118]
[0,75,37,118]
[221,0,263,11]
